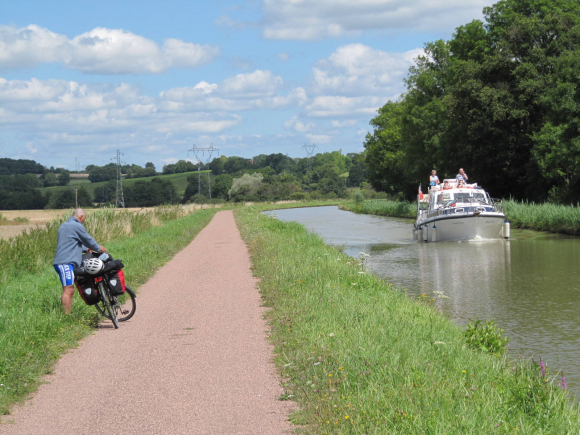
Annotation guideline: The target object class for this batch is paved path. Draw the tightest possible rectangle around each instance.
[1,211,294,435]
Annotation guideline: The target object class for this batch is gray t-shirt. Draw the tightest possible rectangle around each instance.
[53,217,101,267]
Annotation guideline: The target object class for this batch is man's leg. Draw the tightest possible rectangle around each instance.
[61,285,75,314]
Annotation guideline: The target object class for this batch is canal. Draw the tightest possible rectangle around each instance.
[271,206,580,396]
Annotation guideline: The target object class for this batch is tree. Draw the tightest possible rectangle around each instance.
[364,0,580,202]
[44,172,58,187]
[212,174,233,199]
[145,162,156,170]
[58,170,70,186]
[228,173,264,201]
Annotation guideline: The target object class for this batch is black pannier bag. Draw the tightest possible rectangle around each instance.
[75,274,100,305]
[103,259,126,296]
[107,269,126,296]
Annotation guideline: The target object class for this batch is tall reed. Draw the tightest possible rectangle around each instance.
[0,205,188,282]
[504,199,580,235]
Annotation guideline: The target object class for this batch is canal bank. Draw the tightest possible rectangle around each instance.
[271,206,580,398]
[236,205,580,434]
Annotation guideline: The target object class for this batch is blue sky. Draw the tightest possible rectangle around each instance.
[0,0,490,171]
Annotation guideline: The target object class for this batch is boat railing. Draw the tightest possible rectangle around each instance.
[491,198,504,213]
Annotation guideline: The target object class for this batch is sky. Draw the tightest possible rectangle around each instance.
[0,0,490,171]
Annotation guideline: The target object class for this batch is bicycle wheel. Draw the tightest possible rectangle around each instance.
[115,286,136,322]
[97,281,119,329]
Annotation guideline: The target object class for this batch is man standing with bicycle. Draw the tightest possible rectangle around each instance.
[53,208,107,314]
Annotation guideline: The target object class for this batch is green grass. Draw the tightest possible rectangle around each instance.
[503,200,580,235]
[235,205,580,434]
[340,199,416,219]
[0,206,218,415]
[40,171,208,201]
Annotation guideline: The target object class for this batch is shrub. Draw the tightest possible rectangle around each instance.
[355,192,365,203]
[289,192,306,201]
[191,194,208,204]
[465,317,510,355]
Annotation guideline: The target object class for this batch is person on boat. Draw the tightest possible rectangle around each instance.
[442,180,451,190]
[458,180,466,188]
[456,168,469,183]
[429,170,440,187]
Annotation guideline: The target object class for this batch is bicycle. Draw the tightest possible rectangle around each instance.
[75,252,137,329]
[94,277,137,329]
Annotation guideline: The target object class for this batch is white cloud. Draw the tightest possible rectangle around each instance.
[312,44,421,97]
[25,142,38,154]
[0,25,219,74]
[332,119,357,128]
[284,115,314,132]
[277,52,290,61]
[221,70,283,97]
[260,0,488,40]
[305,133,330,144]
[159,72,304,112]
[306,95,386,117]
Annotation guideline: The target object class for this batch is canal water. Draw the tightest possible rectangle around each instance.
[271,206,580,396]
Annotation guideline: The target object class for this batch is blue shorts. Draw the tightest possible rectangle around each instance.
[54,264,75,286]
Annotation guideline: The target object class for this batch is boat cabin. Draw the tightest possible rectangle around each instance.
[422,179,495,218]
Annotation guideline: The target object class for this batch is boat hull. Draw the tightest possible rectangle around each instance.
[417,214,505,242]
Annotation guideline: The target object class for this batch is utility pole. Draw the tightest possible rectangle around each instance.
[302,143,318,173]
[112,149,125,208]
[187,143,219,199]
[70,187,78,208]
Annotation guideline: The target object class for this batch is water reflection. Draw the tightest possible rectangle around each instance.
[271,206,580,396]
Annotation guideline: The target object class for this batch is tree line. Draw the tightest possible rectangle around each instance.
[0,152,369,209]
[365,0,580,203]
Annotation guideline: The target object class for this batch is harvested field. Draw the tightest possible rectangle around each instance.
[0,224,45,241]
[0,205,223,240]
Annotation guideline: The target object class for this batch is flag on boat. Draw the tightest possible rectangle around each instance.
[419,184,423,200]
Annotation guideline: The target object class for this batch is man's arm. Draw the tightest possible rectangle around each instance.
[77,224,103,253]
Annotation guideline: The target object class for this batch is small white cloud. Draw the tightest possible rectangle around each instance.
[284,115,314,132]
[277,52,290,61]
[332,119,357,128]
[25,142,38,154]
[221,70,283,97]
[305,133,330,144]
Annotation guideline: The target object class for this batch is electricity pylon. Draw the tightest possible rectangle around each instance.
[187,143,219,199]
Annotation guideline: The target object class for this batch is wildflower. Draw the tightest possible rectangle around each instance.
[540,358,546,378]
[345,415,350,420]
[561,375,567,390]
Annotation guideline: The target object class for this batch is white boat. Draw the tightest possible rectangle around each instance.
[414,179,509,242]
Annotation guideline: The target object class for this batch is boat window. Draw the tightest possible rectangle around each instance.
[472,192,488,203]
[453,193,472,202]
[453,192,488,204]
[437,193,451,203]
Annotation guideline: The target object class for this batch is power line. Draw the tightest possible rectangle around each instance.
[187,143,219,199]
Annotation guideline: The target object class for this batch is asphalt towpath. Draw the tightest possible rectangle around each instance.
[1,210,294,435]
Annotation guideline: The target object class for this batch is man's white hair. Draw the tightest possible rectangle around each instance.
[72,208,86,218]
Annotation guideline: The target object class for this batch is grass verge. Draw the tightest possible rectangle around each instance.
[340,200,415,219]
[235,205,580,434]
[0,207,217,415]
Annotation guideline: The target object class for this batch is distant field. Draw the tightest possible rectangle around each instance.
[40,171,207,199]
[0,203,218,240]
